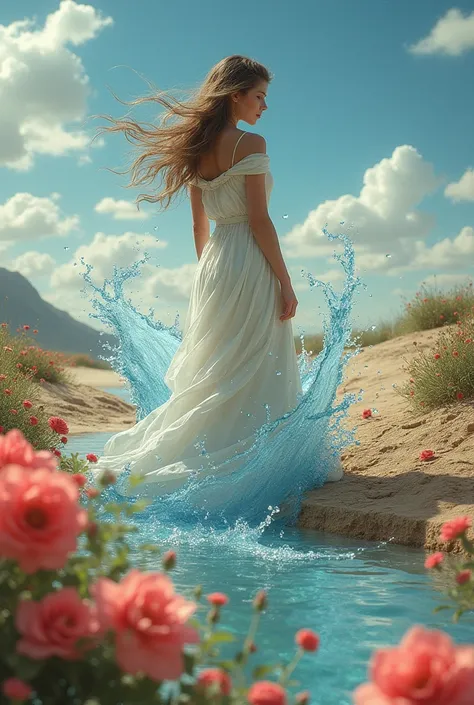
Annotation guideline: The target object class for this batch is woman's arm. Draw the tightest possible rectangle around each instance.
[244,136,291,286]
[189,184,210,260]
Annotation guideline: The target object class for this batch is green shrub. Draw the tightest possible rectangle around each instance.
[398,317,474,411]
[0,323,71,385]
[398,282,474,333]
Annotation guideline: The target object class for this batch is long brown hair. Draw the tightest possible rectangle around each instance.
[99,55,272,211]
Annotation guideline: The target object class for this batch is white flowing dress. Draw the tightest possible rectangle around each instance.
[95,147,303,495]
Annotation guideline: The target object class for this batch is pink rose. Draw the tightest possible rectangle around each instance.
[92,569,199,681]
[0,429,57,472]
[353,625,474,705]
[0,465,87,573]
[16,587,100,660]
[2,678,32,700]
[440,516,472,543]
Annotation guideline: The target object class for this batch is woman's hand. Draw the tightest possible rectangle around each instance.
[279,281,298,321]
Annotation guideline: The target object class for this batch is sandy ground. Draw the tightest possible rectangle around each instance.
[299,329,474,551]
[39,331,474,549]
[40,367,135,435]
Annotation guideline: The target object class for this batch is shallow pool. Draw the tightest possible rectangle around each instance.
[67,391,472,704]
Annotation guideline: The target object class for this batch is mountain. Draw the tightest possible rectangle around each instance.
[0,267,117,360]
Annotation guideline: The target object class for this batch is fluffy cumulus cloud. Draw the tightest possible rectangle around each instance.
[282,145,440,271]
[409,227,474,270]
[143,264,197,301]
[409,8,474,56]
[50,231,168,291]
[45,232,196,328]
[0,0,112,170]
[94,197,151,221]
[445,168,474,202]
[9,251,56,278]
[420,273,474,289]
[0,192,79,242]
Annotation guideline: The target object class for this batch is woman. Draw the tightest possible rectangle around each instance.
[95,55,340,499]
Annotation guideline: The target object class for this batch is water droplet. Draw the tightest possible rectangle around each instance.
[385,254,392,259]
[371,325,376,331]
[154,226,159,231]
[276,371,282,376]
[64,246,69,251]
[282,214,289,219]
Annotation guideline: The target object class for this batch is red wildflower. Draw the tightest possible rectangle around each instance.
[424,552,444,569]
[362,409,372,419]
[23,400,33,410]
[453,351,459,357]
[23,325,30,330]
[295,629,320,652]
[457,392,464,400]
[434,353,440,360]
[60,436,68,444]
[419,449,435,462]
[86,453,98,463]
[29,416,38,426]
[48,416,69,435]
[207,592,229,607]
[456,570,472,586]
[197,669,232,696]
[4,389,12,396]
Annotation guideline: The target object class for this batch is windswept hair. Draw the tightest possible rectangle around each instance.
[98,55,272,211]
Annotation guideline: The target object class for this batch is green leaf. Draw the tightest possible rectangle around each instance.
[433,605,451,613]
[252,664,276,679]
[208,631,236,644]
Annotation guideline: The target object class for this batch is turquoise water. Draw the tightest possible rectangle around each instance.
[69,425,472,704]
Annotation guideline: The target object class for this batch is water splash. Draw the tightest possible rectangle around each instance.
[83,228,361,528]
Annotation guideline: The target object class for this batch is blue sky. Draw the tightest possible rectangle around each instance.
[1,0,474,334]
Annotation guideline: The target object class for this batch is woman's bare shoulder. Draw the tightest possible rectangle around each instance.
[241,132,266,157]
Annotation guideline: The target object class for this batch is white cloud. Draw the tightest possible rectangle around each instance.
[0,1,112,170]
[9,251,56,278]
[409,226,474,270]
[409,8,474,56]
[143,264,197,301]
[0,192,79,242]
[292,267,344,292]
[420,273,474,289]
[50,231,168,290]
[95,197,150,221]
[282,145,440,270]
[445,168,474,202]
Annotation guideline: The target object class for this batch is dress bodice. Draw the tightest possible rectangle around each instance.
[193,153,273,223]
